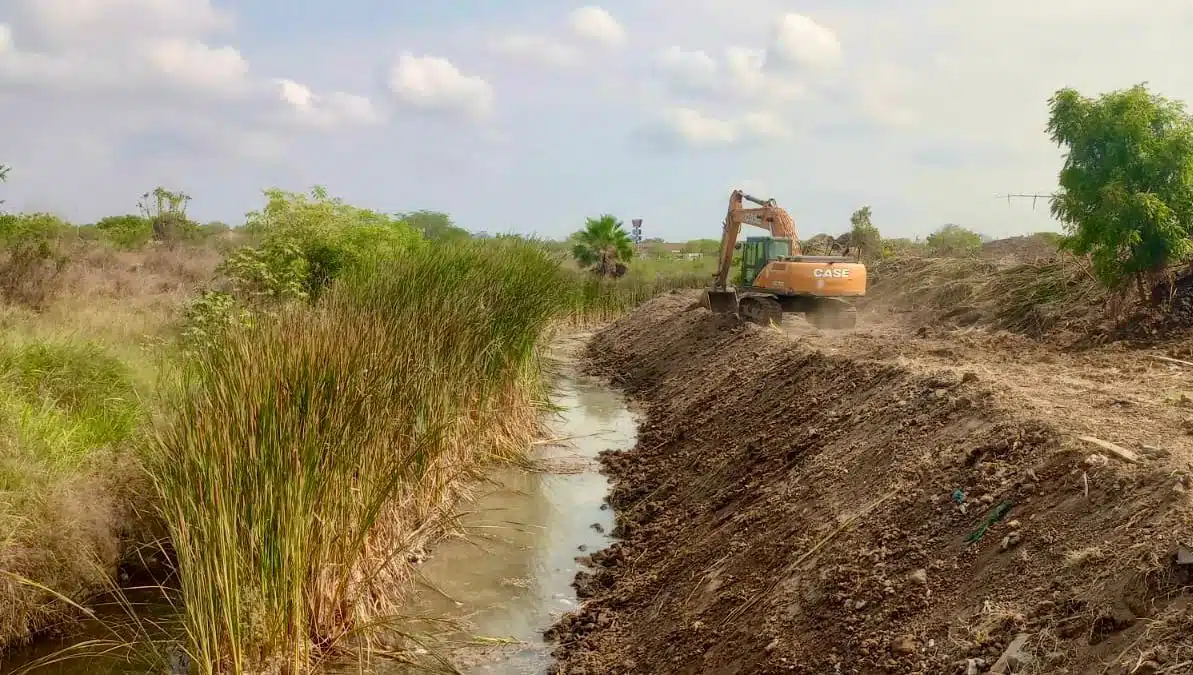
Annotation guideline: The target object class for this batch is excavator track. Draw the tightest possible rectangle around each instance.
[739,296,782,326]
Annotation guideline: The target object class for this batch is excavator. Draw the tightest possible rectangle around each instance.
[703,190,867,329]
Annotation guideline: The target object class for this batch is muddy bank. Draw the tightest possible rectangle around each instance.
[547,292,1193,674]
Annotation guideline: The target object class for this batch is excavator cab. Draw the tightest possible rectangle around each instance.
[740,236,792,286]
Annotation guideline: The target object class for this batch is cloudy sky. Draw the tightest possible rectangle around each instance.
[0,0,1190,241]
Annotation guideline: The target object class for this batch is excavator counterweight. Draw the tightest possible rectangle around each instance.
[703,189,867,329]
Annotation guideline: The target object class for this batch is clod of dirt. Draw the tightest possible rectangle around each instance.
[890,635,918,655]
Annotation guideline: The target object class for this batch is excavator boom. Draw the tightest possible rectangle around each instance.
[712,190,798,292]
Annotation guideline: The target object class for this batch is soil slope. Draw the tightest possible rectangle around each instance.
[547,292,1193,675]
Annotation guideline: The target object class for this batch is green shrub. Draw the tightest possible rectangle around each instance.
[239,187,424,301]
[95,214,153,250]
[926,224,982,257]
[0,213,71,308]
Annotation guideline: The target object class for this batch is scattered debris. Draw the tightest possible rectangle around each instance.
[1078,435,1140,463]
[1151,354,1193,368]
[989,633,1032,673]
[966,502,1013,543]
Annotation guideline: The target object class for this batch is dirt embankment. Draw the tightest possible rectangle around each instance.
[547,292,1193,674]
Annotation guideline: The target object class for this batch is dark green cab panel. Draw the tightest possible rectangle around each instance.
[740,237,792,286]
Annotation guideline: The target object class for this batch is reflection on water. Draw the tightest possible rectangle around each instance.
[392,375,637,674]
[0,374,636,675]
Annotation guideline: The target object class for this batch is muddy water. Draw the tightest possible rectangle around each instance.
[1,372,635,675]
[390,374,636,673]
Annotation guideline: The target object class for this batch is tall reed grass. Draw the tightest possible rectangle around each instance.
[563,271,709,324]
[145,240,569,673]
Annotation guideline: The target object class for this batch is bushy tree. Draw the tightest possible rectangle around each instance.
[95,214,153,250]
[571,214,634,277]
[139,186,198,244]
[849,206,881,262]
[0,213,71,307]
[234,186,425,301]
[926,224,982,257]
[398,210,471,244]
[1047,83,1193,301]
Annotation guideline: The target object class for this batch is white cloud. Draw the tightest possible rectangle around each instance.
[639,107,793,149]
[650,13,839,107]
[278,78,314,108]
[140,38,249,94]
[652,43,805,103]
[0,1,247,96]
[737,111,792,138]
[389,52,493,119]
[655,46,718,91]
[15,0,231,48]
[488,34,577,67]
[766,13,842,70]
[567,7,626,48]
[275,78,380,128]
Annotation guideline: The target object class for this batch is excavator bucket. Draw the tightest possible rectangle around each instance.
[703,289,739,314]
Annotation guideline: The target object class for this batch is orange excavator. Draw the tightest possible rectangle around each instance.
[703,190,866,328]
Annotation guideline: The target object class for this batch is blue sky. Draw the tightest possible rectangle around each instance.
[2,0,1192,241]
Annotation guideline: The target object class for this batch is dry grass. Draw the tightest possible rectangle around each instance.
[865,255,1106,337]
[0,239,218,653]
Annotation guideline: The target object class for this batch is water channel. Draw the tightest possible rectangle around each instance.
[2,362,637,675]
[390,372,637,673]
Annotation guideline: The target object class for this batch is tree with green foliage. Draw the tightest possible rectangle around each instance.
[398,210,472,244]
[848,206,881,262]
[571,214,634,277]
[233,186,425,302]
[138,186,197,244]
[95,214,153,250]
[926,224,982,257]
[0,164,9,208]
[0,212,70,307]
[1047,84,1193,302]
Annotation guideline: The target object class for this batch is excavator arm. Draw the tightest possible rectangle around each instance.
[712,190,800,291]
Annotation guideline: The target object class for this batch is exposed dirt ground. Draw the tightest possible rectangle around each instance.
[546,291,1193,675]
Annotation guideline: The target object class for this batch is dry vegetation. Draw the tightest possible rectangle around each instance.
[0,192,715,674]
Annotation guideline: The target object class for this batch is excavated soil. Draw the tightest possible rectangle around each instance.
[546,292,1193,674]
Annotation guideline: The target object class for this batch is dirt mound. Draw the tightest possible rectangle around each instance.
[979,235,1063,264]
[547,293,1193,674]
[863,256,1107,341]
[864,255,1193,347]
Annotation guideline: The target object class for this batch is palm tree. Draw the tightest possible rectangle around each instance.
[571,214,634,277]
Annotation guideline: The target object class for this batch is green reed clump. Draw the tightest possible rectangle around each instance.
[146,239,568,674]
[563,271,709,324]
